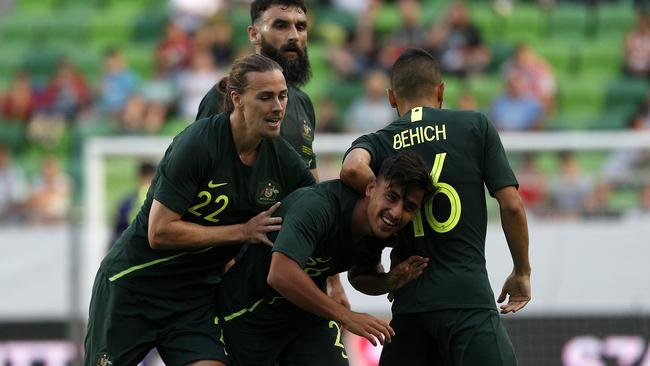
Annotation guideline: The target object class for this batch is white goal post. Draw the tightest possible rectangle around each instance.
[81,131,650,319]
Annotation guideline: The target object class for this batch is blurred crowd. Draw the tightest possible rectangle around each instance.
[1,0,649,225]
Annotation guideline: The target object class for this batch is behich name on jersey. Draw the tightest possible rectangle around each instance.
[393,124,447,150]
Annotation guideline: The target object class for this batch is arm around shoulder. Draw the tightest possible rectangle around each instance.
[340,148,374,194]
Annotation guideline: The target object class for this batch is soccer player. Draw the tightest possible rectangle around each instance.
[196,0,350,310]
[216,152,435,366]
[84,54,315,366]
[341,48,531,366]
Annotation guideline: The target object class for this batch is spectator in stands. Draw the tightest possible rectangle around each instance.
[324,1,381,80]
[194,17,234,69]
[457,87,478,110]
[156,20,194,83]
[139,66,176,132]
[490,71,544,131]
[624,183,650,221]
[601,106,650,185]
[111,161,156,246]
[623,10,650,78]
[583,181,619,219]
[549,151,592,220]
[40,58,91,122]
[0,144,27,223]
[119,94,167,134]
[345,69,395,132]
[1,69,35,123]
[177,49,224,120]
[516,152,548,217]
[27,155,72,224]
[315,95,343,133]
[169,0,223,34]
[99,48,139,121]
[502,43,557,113]
[378,0,428,68]
[427,1,491,77]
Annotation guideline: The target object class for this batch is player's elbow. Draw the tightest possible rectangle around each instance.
[147,224,166,249]
[267,268,287,292]
[499,195,526,217]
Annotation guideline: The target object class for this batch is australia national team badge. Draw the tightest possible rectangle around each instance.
[96,353,113,366]
[301,120,313,142]
[257,180,281,205]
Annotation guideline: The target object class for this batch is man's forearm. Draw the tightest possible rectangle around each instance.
[348,265,392,295]
[268,252,349,322]
[499,194,531,274]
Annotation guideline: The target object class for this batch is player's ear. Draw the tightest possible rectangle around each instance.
[231,91,243,109]
[387,88,398,109]
[248,25,261,45]
[436,82,445,108]
[365,179,377,197]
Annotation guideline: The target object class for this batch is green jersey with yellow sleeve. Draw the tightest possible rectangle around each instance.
[196,85,317,169]
[347,107,518,314]
[101,113,315,299]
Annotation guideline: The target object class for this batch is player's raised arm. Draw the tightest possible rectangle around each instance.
[341,148,375,194]
[267,252,394,346]
[494,186,531,314]
[348,255,429,296]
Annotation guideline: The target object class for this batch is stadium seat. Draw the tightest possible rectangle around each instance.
[604,77,649,116]
[131,7,168,44]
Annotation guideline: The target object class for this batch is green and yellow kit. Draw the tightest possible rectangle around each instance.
[347,107,519,366]
[216,180,386,366]
[85,113,315,366]
[196,85,317,170]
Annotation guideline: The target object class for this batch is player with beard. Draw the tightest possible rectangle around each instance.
[196,0,315,177]
[196,0,350,309]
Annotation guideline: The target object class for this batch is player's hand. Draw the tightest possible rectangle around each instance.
[386,255,429,292]
[340,311,394,346]
[327,276,351,310]
[243,202,282,246]
[497,270,531,314]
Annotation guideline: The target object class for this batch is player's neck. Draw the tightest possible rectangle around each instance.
[230,113,261,166]
[397,98,440,117]
[350,197,372,237]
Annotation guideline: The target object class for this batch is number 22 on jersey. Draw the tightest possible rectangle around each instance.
[412,153,461,236]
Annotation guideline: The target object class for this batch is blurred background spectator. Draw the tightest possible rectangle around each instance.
[623,10,650,78]
[99,48,139,122]
[345,69,395,133]
[111,160,156,245]
[26,155,72,224]
[426,1,491,78]
[490,71,545,131]
[0,144,27,223]
[1,70,35,123]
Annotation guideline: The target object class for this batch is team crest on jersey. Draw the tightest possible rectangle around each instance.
[301,120,313,142]
[96,353,112,366]
[257,180,281,205]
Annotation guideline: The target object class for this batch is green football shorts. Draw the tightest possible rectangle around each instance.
[84,271,229,366]
[380,308,517,366]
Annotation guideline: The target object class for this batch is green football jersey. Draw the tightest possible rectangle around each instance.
[347,107,518,314]
[217,180,385,321]
[196,85,317,169]
[101,113,315,299]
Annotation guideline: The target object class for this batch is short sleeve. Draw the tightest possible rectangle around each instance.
[345,133,382,172]
[482,115,518,195]
[195,85,224,121]
[154,131,210,214]
[271,194,332,268]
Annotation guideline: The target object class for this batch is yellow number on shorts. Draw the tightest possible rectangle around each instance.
[413,153,461,236]
[328,320,349,359]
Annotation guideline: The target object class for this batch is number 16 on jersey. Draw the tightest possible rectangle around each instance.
[412,153,461,236]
